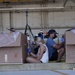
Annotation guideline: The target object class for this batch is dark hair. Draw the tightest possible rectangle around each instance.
[48,29,57,36]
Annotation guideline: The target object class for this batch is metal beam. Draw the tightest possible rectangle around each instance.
[0,6,64,11]
[15,26,74,30]
[63,0,68,7]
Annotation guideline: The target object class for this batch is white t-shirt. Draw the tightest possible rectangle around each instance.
[37,44,49,63]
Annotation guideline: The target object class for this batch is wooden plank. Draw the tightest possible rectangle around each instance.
[19,0,30,2]
[0,0,3,2]
[2,0,18,2]
[2,0,31,3]
[11,0,18,2]
[3,0,10,2]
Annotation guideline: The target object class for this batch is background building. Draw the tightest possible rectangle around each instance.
[0,0,75,36]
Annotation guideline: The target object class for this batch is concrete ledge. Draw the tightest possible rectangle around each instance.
[0,63,75,72]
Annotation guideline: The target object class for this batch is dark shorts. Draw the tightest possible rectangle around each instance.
[49,51,58,61]
[40,61,43,63]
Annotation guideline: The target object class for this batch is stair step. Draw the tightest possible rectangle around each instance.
[0,63,75,72]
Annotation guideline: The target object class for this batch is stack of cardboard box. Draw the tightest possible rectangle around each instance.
[66,30,75,63]
[0,32,27,64]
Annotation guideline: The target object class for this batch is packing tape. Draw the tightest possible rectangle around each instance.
[5,54,8,62]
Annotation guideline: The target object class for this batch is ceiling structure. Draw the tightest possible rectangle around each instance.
[0,0,75,12]
[0,0,74,6]
[0,0,56,4]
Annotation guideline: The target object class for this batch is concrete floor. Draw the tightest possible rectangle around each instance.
[0,63,75,71]
[0,70,75,75]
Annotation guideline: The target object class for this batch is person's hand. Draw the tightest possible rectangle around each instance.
[61,38,65,43]
[27,48,31,54]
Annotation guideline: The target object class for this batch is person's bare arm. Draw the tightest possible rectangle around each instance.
[53,42,64,50]
[37,45,46,60]
[30,52,37,58]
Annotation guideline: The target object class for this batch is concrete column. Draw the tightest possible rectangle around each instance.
[40,4,49,33]
[2,12,10,33]
[0,12,3,33]
[10,11,13,28]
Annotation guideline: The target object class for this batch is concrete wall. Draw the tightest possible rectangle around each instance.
[48,11,75,27]
[0,2,75,35]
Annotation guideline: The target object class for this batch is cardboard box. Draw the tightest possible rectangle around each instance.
[65,31,75,63]
[66,31,75,45]
[0,32,27,64]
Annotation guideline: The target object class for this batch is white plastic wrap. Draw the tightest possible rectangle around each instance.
[71,29,75,34]
[0,32,19,47]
